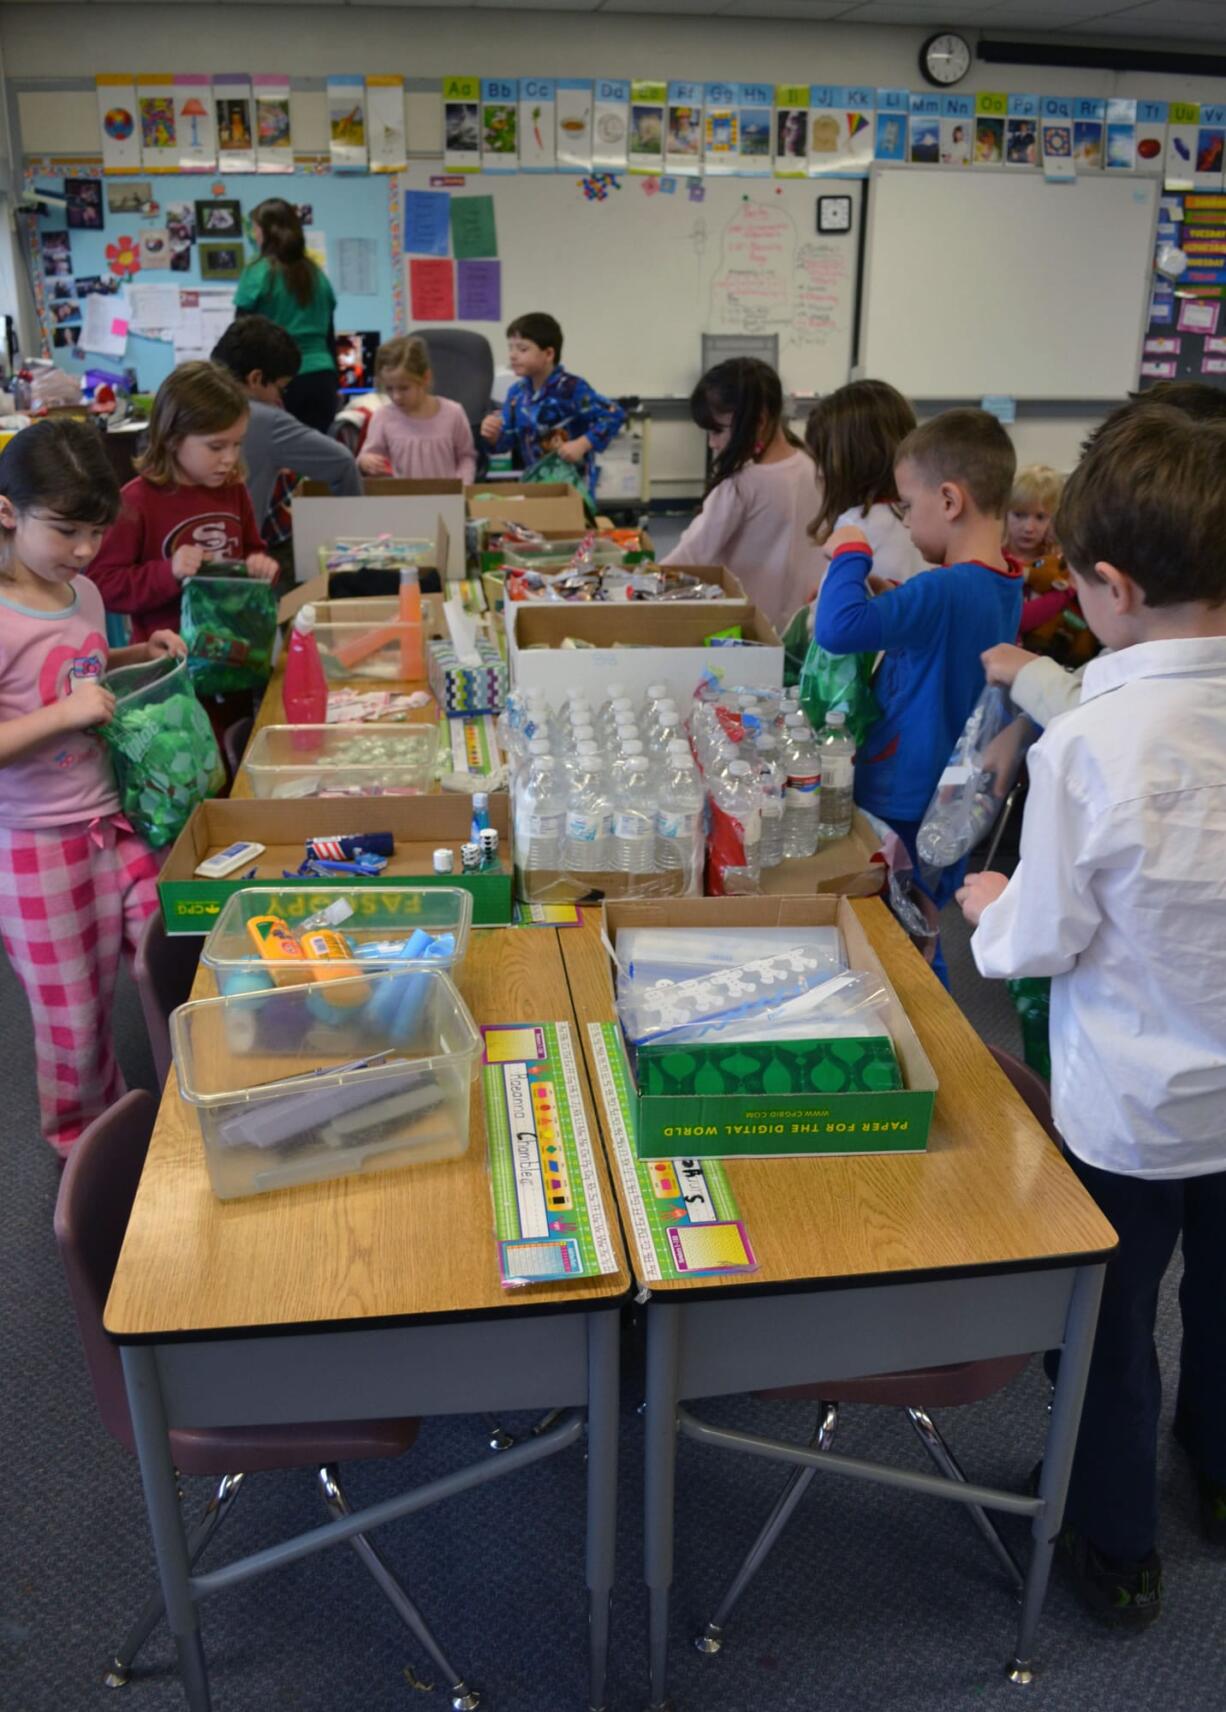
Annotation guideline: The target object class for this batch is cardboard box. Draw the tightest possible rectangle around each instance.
[603,896,938,1161]
[278,520,451,627]
[465,481,587,537]
[291,482,465,582]
[508,602,783,708]
[159,796,512,935]
[500,563,747,639]
[759,811,884,900]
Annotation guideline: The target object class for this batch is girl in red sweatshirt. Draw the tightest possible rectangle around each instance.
[89,361,278,639]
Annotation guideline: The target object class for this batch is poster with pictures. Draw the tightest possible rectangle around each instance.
[327,76,367,171]
[66,179,103,230]
[593,78,629,172]
[195,198,241,239]
[737,84,774,176]
[556,81,593,172]
[255,74,294,173]
[1135,100,1168,177]
[874,90,910,167]
[1194,105,1226,191]
[941,94,973,167]
[138,78,180,173]
[628,81,665,174]
[215,75,255,174]
[368,75,407,173]
[96,76,141,174]
[1005,94,1038,168]
[519,78,556,171]
[1040,97,1075,181]
[973,93,1006,165]
[479,77,517,173]
[775,85,809,177]
[1166,104,1200,191]
[443,76,482,173]
[703,83,737,176]
[666,82,703,175]
[908,93,940,165]
[1073,97,1105,173]
[1105,97,1136,172]
[174,74,215,172]
[41,231,72,279]
[809,88,874,177]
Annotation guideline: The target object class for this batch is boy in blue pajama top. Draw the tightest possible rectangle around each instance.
[480,311,625,495]
[814,408,1023,938]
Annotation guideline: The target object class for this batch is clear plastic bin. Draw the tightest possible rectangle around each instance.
[171,966,482,1199]
[202,885,473,989]
[240,724,436,798]
[312,598,423,682]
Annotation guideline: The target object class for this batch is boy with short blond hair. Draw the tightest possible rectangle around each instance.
[960,405,1226,1625]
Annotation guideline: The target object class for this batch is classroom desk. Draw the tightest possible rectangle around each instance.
[560,904,1118,1710]
[105,927,631,1712]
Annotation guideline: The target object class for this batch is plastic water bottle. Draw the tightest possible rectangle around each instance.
[597,681,628,726]
[649,709,684,759]
[564,744,613,872]
[612,755,656,878]
[754,734,786,869]
[655,746,705,892]
[643,683,670,729]
[283,604,328,725]
[782,714,821,859]
[515,754,566,873]
[816,711,855,844]
[707,758,762,895]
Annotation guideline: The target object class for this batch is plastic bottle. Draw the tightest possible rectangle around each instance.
[816,710,855,844]
[597,681,628,727]
[642,683,670,729]
[398,564,424,679]
[649,709,684,759]
[611,754,656,878]
[283,604,329,726]
[754,733,786,869]
[707,758,762,896]
[564,743,613,872]
[514,753,567,873]
[655,746,705,892]
[782,713,821,859]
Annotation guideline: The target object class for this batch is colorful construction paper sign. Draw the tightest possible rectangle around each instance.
[409,257,455,320]
[456,258,501,321]
[405,190,450,257]
[450,194,497,260]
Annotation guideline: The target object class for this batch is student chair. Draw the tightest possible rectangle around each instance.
[132,913,201,1088]
[693,1045,1055,1658]
[53,1090,479,1708]
[408,328,495,477]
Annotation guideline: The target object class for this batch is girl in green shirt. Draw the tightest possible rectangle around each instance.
[236,199,339,432]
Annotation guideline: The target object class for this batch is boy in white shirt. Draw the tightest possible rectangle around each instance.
[958,406,1226,1627]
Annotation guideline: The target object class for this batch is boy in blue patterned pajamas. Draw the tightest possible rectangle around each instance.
[480,312,625,495]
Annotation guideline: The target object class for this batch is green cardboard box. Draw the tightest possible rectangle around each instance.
[604,895,938,1161]
[158,795,512,935]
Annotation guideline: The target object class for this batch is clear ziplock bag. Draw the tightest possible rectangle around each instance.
[916,685,1040,870]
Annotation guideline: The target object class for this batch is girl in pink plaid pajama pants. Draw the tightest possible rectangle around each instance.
[0,419,186,1158]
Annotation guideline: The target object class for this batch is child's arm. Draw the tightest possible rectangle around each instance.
[109,630,188,670]
[0,682,114,769]
[814,539,945,656]
[357,409,394,476]
[452,405,477,485]
[480,391,515,450]
[88,504,184,615]
[562,379,626,462]
[982,643,1086,728]
[238,486,278,583]
[661,480,741,568]
[265,408,362,495]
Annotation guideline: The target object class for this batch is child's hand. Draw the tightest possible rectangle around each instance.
[147,630,187,661]
[558,436,592,465]
[59,680,116,731]
[823,524,872,561]
[358,450,393,476]
[955,870,1009,926]
[981,643,1038,688]
[246,553,279,583]
[480,411,503,444]
[172,544,204,581]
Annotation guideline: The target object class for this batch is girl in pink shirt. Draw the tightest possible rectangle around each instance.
[357,335,477,484]
[0,420,184,1158]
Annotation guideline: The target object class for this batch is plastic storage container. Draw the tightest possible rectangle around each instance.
[240,724,436,798]
[171,965,482,1199]
[202,885,472,988]
[311,598,424,682]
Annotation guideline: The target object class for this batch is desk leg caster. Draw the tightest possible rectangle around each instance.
[103,1658,130,1689]
[1006,1656,1037,1686]
[449,1689,481,1711]
[483,1413,515,1452]
[693,1621,723,1656]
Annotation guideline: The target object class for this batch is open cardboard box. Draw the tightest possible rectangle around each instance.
[159,796,512,935]
[465,481,588,536]
[500,563,747,639]
[603,895,938,1160]
[508,601,783,708]
[291,482,465,582]
[278,518,450,626]
[759,811,885,900]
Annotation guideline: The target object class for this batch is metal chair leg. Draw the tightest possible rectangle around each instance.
[694,1401,839,1656]
[104,1472,245,1688]
[905,1407,1024,1591]
[982,783,1021,873]
[482,1412,515,1452]
[318,1465,480,1712]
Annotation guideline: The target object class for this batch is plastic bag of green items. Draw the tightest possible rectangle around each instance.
[1007,976,1052,1083]
[180,573,276,696]
[521,451,598,521]
[100,656,225,849]
[798,640,882,748]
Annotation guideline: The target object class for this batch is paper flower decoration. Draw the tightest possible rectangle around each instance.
[106,235,141,278]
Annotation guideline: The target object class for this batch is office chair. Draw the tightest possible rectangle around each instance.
[132,913,201,1088]
[694,1046,1057,1657]
[407,329,495,440]
[53,1090,479,1708]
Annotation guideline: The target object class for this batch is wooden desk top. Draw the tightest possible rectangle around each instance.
[106,929,630,1341]
[561,903,1117,1295]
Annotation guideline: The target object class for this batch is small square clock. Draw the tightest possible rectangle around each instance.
[817,195,853,234]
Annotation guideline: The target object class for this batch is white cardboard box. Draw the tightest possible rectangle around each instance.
[291,480,467,582]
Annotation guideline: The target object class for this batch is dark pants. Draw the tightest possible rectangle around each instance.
[885,816,966,990]
[282,368,339,434]
[1058,1152,1226,1561]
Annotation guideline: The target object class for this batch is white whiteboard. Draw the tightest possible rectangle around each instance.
[859,166,1158,400]
[401,164,860,400]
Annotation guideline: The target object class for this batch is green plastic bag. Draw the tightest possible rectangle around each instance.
[521,452,599,522]
[779,606,812,688]
[1008,977,1052,1083]
[101,656,225,849]
[180,574,276,696]
[797,639,882,748]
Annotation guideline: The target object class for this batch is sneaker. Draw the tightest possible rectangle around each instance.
[1057,1525,1163,1629]
[1172,1408,1226,1547]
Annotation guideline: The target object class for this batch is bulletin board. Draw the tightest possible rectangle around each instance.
[399,163,862,400]
[27,163,403,391]
[1138,191,1226,390]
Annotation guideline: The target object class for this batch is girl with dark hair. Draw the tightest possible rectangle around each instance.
[0,420,184,1157]
[805,379,928,586]
[661,357,820,628]
[235,198,340,431]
